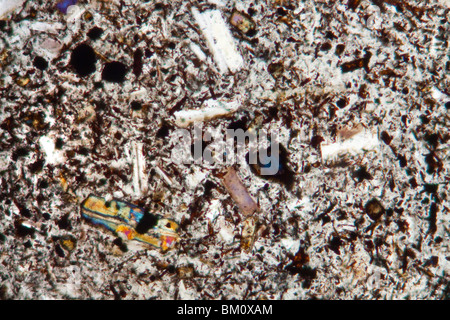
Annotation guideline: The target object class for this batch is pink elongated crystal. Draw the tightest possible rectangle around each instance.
[221,167,258,216]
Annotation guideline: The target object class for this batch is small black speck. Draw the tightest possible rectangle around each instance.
[24,240,32,249]
[353,166,372,182]
[320,42,332,51]
[135,213,158,234]
[335,44,345,56]
[445,101,450,110]
[130,101,142,111]
[167,265,176,273]
[156,122,171,138]
[277,7,288,16]
[12,147,30,161]
[145,49,154,58]
[42,212,51,220]
[78,146,90,156]
[55,244,65,257]
[19,207,31,218]
[55,137,64,149]
[113,238,128,252]
[397,154,407,168]
[15,221,35,237]
[423,184,438,194]
[336,98,347,109]
[328,236,343,255]
[93,81,103,89]
[102,61,128,83]
[29,159,45,173]
[57,214,72,230]
[33,56,48,71]
[38,180,49,189]
[87,27,104,40]
[246,29,257,37]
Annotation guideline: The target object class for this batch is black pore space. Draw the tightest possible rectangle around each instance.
[130,101,142,111]
[424,133,439,149]
[14,221,35,237]
[70,43,96,77]
[203,180,217,198]
[227,115,249,131]
[156,122,171,138]
[328,236,343,255]
[55,137,64,149]
[380,131,392,145]
[310,135,324,149]
[353,166,372,182]
[397,154,407,168]
[428,202,437,235]
[12,147,30,161]
[87,26,104,40]
[19,207,32,218]
[113,238,128,252]
[29,159,45,173]
[102,61,128,83]
[33,56,48,70]
[336,98,347,108]
[55,244,65,258]
[135,213,158,234]
[423,183,438,194]
[57,214,72,230]
[133,48,143,77]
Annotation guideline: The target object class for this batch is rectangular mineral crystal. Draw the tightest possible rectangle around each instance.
[192,8,244,74]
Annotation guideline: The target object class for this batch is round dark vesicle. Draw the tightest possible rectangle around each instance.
[320,42,332,51]
[130,101,142,111]
[102,61,128,83]
[87,26,104,40]
[70,43,97,77]
[33,56,48,70]
[336,97,348,108]
[364,198,385,221]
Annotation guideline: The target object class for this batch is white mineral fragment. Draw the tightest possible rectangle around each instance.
[321,125,379,161]
[0,0,25,19]
[191,8,244,74]
[39,135,66,165]
[173,99,240,128]
[131,141,148,198]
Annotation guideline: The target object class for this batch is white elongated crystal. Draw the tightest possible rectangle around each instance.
[192,8,244,74]
[173,99,240,128]
[131,141,148,198]
[321,126,379,161]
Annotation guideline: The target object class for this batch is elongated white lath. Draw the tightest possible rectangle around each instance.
[192,8,244,74]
